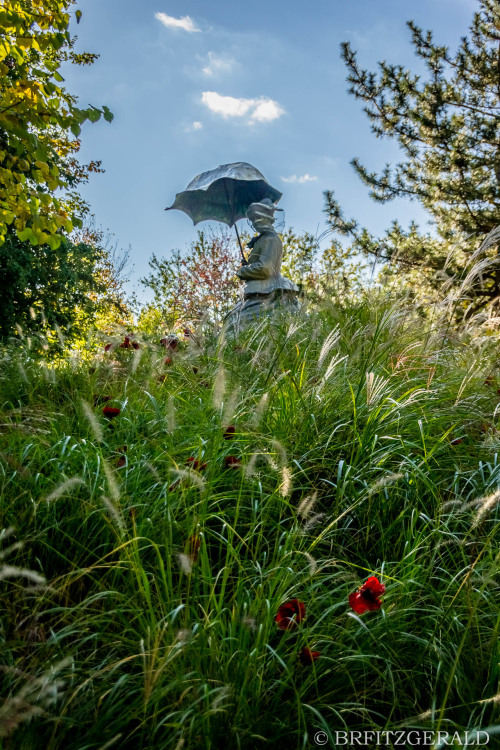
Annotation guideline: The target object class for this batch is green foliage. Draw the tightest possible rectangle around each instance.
[0,298,499,747]
[0,227,104,341]
[0,0,112,245]
[140,229,242,330]
[326,0,500,309]
[0,225,134,345]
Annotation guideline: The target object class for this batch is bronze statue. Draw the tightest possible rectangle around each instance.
[223,199,301,332]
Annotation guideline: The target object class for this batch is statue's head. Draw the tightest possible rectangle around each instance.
[246,198,282,232]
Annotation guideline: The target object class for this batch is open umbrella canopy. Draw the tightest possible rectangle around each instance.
[165,162,282,227]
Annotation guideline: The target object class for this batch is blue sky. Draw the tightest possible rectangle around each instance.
[63,0,477,293]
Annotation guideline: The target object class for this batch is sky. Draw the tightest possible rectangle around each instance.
[62,0,478,295]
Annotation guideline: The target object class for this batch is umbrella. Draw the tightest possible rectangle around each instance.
[165,162,282,261]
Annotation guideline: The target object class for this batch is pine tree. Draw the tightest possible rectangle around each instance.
[326,0,500,310]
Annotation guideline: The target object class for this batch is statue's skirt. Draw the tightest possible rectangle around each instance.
[223,288,301,334]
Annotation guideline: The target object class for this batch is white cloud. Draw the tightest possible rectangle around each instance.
[251,99,284,123]
[184,121,203,132]
[155,12,200,32]
[201,91,284,123]
[281,174,318,184]
[202,52,234,77]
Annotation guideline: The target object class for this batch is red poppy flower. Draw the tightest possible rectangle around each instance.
[183,328,192,338]
[484,376,494,386]
[102,406,121,420]
[165,357,172,366]
[117,445,127,453]
[192,366,199,374]
[450,437,463,445]
[132,341,140,350]
[186,457,207,472]
[275,599,306,630]
[224,455,240,468]
[116,454,126,468]
[119,336,131,349]
[349,576,385,614]
[104,343,113,352]
[298,647,321,666]
[93,394,112,406]
[223,425,236,439]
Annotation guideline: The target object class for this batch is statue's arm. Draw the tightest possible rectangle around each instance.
[236,236,279,280]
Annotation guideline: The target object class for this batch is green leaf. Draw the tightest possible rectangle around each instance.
[54,71,64,82]
[102,105,114,123]
[75,9,82,24]
[86,107,101,123]
[70,121,81,137]
[17,227,38,245]
[46,234,62,250]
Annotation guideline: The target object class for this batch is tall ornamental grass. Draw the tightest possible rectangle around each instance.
[0,296,499,749]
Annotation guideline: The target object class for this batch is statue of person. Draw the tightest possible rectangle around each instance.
[223,199,301,332]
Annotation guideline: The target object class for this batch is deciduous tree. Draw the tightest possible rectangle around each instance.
[0,0,112,247]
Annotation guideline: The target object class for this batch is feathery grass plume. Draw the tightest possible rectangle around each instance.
[101,495,125,534]
[454,361,478,405]
[102,460,121,502]
[440,499,467,512]
[0,565,46,585]
[170,467,206,493]
[222,385,241,426]
[212,365,226,410]
[366,372,390,405]
[252,392,269,427]
[0,451,30,477]
[54,323,65,350]
[317,324,340,369]
[478,692,500,705]
[15,323,23,338]
[280,466,292,497]
[176,553,193,575]
[144,462,161,481]
[269,438,287,468]
[297,491,318,519]
[167,394,176,433]
[81,399,104,442]
[302,512,326,533]
[467,225,500,265]
[17,361,28,383]
[44,477,86,504]
[244,452,259,478]
[250,341,272,369]
[41,361,56,383]
[366,473,404,496]
[303,551,317,576]
[131,345,142,374]
[0,658,71,739]
[211,685,232,710]
[317,353,347,392]
[470,487,500,528]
